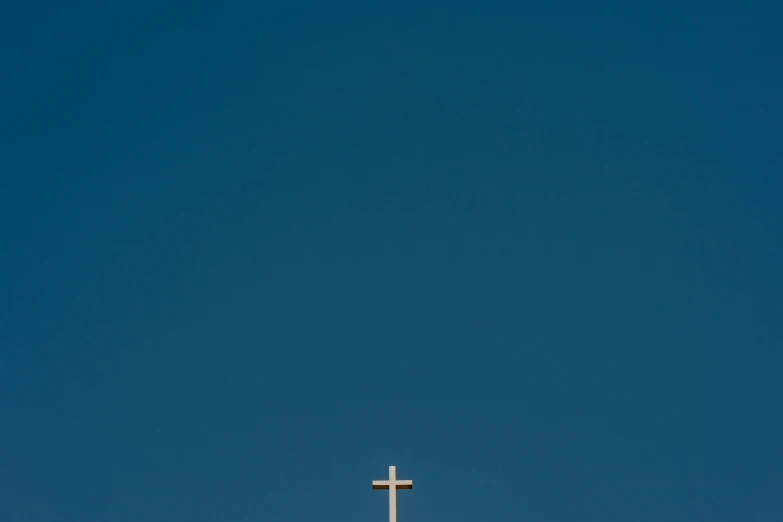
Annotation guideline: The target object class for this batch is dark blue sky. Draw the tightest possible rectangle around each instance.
[1,2,781,522]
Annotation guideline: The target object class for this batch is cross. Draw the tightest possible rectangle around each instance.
[372,465,413,522]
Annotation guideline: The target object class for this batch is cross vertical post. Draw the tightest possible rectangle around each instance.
[372,465,413,522]
[389,465,396,522]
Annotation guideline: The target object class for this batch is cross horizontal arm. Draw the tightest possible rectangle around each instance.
[372,480,413,490]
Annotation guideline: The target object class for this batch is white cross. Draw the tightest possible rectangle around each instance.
[372,465,413,522]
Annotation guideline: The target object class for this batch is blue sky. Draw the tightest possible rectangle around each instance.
[1,2,781,522]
